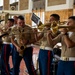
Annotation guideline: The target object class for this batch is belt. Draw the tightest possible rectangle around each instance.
[60,57,75,61]
[31,44,40,48]
[26,44,31,47]
[40,46,53,51]
[3,42,12,44]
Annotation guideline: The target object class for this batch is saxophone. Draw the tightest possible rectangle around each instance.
[18,34,27,57]
[19,45,26,57]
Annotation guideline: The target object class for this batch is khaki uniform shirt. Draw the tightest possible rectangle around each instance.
[1,26,12,43]
[12,25,35,46]
[40,28,52,49]
[53,32,75,57]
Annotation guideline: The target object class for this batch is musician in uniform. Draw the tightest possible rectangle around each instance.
[47,16,75,75]
[10,15,18,74]
[11,15,37,75]
[1,18,15,75]
[0,38,2,74]
[13,16,18,26]
[35,14,60,75]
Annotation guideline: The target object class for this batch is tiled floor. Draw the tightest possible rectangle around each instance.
[9,47,39,75]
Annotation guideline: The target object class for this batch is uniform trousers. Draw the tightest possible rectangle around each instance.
[1,43,15,75]
[38,49,53,75]
[57,60,75,75]
[13,47,37,75]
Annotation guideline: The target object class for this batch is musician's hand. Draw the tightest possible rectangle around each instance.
[16,46,22,52]
[20,40,28,45]
[33,28,38,32]
[47,30,52,37]
[0,28,3,32]
[59,28,68,34]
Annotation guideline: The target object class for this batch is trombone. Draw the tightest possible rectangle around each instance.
[51,21,75,34]
[37,21,51,31]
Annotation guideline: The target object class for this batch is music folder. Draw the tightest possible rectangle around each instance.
[31,13,40,25]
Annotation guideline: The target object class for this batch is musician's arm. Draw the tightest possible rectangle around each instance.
[60,28,75,48]
[11,36,21,52]
[63,34,75,48]
[47,30,61,47]
[47,31,56,47]
[28,29,44,44]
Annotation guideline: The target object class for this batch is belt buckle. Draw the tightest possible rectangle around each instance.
[63,57,69,61]
[40,46,44,49]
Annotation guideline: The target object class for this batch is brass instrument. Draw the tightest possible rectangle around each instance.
[19,45,26,57]
[18,31,28,57]
[37,21,66,31]
[37,21,51,31]
[31,13,51,31]
[51,21,75,34]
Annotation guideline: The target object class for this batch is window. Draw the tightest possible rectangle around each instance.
[10,0,19,4]
[0,0,3,6]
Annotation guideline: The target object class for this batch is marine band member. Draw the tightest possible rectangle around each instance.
[35,14,60,75]
[1,19,15,75]
[11,15,37,75]
[47,16,75,75]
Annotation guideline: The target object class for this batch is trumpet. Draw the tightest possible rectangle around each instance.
[51,21,75,34]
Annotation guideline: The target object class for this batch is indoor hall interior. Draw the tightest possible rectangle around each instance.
[0,0,75,75]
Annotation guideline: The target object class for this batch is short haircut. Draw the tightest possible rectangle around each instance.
[50,14,60,21]
[8,18,14,23]
[68,16,75,21]
[17,15,24,20]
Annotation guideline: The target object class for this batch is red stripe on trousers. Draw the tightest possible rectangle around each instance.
[47,51,51,75]
[74,62,75,69]
[4,45,10,75]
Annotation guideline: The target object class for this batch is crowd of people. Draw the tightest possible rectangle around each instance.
[0,13,75,75]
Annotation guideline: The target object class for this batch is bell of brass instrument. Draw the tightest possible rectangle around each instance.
[37,21,51,31]
[19,45,26,57]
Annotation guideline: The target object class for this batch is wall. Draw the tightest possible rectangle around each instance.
[45,9,73,22]
[25,13,32,26]
[33,0,45,9]
[45,0,74,11]
[44,0,74,22]
[1,0,74,25]
[3,0,9,10]
[19,0,29,10]
[48,0,66,6]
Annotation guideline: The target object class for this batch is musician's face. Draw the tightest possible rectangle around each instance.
[67,19,75,31]
[49,16,56,23]
[17,19,25,27]
[7,20,13,27]
[67,19,75,26]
